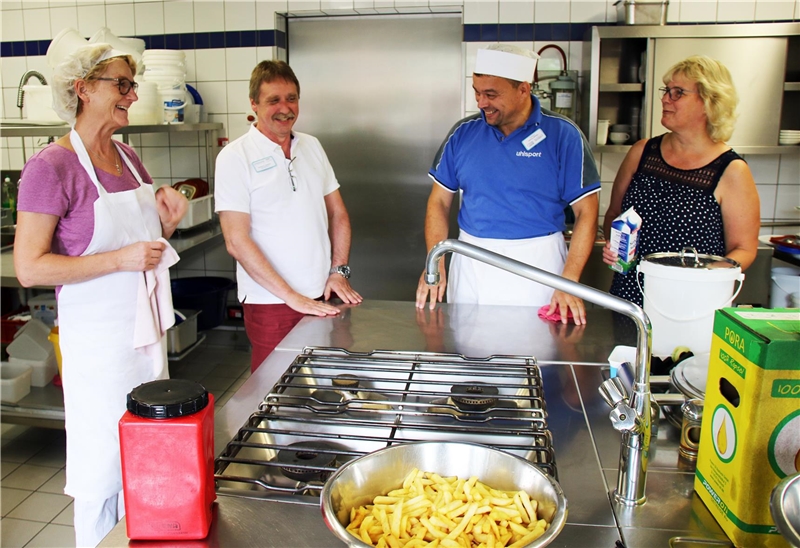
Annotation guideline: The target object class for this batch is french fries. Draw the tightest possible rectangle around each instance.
[345,468,549,548]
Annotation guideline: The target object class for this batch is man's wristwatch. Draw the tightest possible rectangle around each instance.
[329,265,351,279]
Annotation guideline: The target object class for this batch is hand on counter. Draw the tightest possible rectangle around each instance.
[415,258,447,310]
[324,274,362,305]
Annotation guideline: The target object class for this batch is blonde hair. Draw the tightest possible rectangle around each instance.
[51,44,136,125]
[662,55,738,142]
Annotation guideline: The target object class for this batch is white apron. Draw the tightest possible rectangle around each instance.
[60,130,171,501]
[447,230,567,307]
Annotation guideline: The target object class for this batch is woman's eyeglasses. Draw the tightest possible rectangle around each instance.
[287,157,297,192]
[659,86,696,101]
[92,77,139,95]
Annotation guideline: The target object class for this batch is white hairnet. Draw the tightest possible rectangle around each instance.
[51,43,136,126]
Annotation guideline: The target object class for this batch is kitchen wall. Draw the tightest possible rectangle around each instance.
[1,0,798,282]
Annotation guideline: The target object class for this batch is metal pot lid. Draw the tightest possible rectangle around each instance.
[670,354,710,400]
[643,247,740,270]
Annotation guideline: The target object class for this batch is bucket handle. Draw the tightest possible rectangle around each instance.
[636,270,745,322]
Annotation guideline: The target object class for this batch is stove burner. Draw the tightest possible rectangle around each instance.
[331,374,361,390]
[277,441,339,481]
[450,383,499,411]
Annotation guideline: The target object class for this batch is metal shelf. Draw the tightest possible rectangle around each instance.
[785,82,800,92]
[599,83,644,93]
[0,122,223,138]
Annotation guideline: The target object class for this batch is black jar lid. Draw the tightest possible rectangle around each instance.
[127,379,209,419]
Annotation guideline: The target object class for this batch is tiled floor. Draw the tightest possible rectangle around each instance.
[1,338,251,548]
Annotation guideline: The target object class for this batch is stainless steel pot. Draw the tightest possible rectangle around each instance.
[321,441,568,548]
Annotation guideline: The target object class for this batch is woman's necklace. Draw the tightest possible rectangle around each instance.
[87,146,122,175]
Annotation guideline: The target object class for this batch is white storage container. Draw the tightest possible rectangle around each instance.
[7,319,55,362]
[177,195,213,230]
[614,0,668,25]
[9,355,57,387]
[1,361,32,403]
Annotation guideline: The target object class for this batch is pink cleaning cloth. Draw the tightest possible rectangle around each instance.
[537,305,574,322]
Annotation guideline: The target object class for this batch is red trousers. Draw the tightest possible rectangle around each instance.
[243,303,305,372]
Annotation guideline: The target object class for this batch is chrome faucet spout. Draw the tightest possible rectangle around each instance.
[425,239,653,505]
[16,71,48,109]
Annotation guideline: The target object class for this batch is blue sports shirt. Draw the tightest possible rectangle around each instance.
[429,96,600,239]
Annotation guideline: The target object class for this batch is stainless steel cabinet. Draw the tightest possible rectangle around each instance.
[581,22,800,155]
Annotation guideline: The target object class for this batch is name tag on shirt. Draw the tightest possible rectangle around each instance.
[252,157,277,172]
[522,129,546,150]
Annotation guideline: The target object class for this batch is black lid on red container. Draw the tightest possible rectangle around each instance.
[127,379,209,419]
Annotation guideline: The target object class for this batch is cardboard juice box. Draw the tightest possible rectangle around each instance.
[695,308,800,548]
[609,207,641,274]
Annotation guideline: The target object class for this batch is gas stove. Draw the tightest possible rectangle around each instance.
[215,347,557,504]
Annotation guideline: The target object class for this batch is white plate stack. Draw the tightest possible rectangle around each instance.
[779,130,800,146]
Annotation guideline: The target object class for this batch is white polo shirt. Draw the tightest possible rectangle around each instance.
[214,124,339,304]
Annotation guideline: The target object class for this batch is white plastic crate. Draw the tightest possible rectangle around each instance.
[177,195,213,230]
[1,361,32,403]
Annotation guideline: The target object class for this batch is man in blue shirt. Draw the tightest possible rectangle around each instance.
[415,44,600,324]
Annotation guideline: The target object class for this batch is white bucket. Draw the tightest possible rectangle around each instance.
[637,257,744,357]
[22,85,61,122]
[771,266,800,309]
[160,88,187,124]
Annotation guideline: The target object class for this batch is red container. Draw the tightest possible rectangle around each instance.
[119,379,216,540]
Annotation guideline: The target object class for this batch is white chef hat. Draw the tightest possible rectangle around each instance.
[51,43,136,125]
[474,44,539,83]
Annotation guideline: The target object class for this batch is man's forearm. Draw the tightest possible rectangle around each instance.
[561,202,598,282]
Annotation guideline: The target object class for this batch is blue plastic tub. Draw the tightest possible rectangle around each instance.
[170,277,234,331]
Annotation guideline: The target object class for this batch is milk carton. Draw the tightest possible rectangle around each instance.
[609,207,641,274]
[694,308,800,548]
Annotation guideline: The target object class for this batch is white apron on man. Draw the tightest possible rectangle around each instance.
[58,130,177,510]
[447,230,567,306]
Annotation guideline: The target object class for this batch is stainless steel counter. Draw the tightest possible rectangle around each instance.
[99,300,730,548]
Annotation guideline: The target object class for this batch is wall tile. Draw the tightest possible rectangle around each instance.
[754,1,796,19]
[717,0,755,21]
[680,0,718,22]
[225,47,257,81]
[570,1,607,23]
[194,49,226,82]
[134,2,164,35]
[257,2,288,29]
[1,2,23,10]
[464,1,499,24]
[8,148,25,170]
[256,46,277,63]
[778,154,799,186]
[104,3,135,37]
[535,1,570,22]
[599,181,613,215]
[465,43,481,76]
[666,0,682,22]
[599,152,625,181]
[49,6,80,38]
[25,56,48,81]
[202,81,229,114]
[23,9,52,41]
[183,50,197,82]
[140,146,172,178]
[2,9,25,42]
[164,1,194,35]
[76,4,106,36]
[499,1,533,23]
[756,184,777,218]
[323,0,355,10]
[775,183,799,218]
[226,113,253,141]
[746,154,780,185]
[1,146,10,171]
[288,0,323,14]
[2,58,28,92]
[141,133,169,147]
[169,132,199,147]
[194,1,224,33]
[226,80,251,113]
[170,147,200,178]
[224,0,256,31]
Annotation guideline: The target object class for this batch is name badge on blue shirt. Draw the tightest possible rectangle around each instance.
[522,129,546,150]
[252,157,277,172]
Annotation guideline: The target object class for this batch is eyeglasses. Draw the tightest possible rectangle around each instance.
[92,77,138,95]
[287,157,297,192]
[659,86,696,101]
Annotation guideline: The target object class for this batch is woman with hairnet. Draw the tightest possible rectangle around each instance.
[14,43,188,547]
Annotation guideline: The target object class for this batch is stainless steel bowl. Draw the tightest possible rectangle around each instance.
[320,441,568,548]
[770,472,800,547]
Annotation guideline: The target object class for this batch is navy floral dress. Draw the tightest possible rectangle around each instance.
[610,135,742,306]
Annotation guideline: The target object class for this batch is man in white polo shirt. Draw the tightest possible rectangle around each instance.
[215,60,362,371]
[415,44,600,324]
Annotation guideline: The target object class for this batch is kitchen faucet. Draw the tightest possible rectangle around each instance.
[16,70,48,110]
[424,239,654,506]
